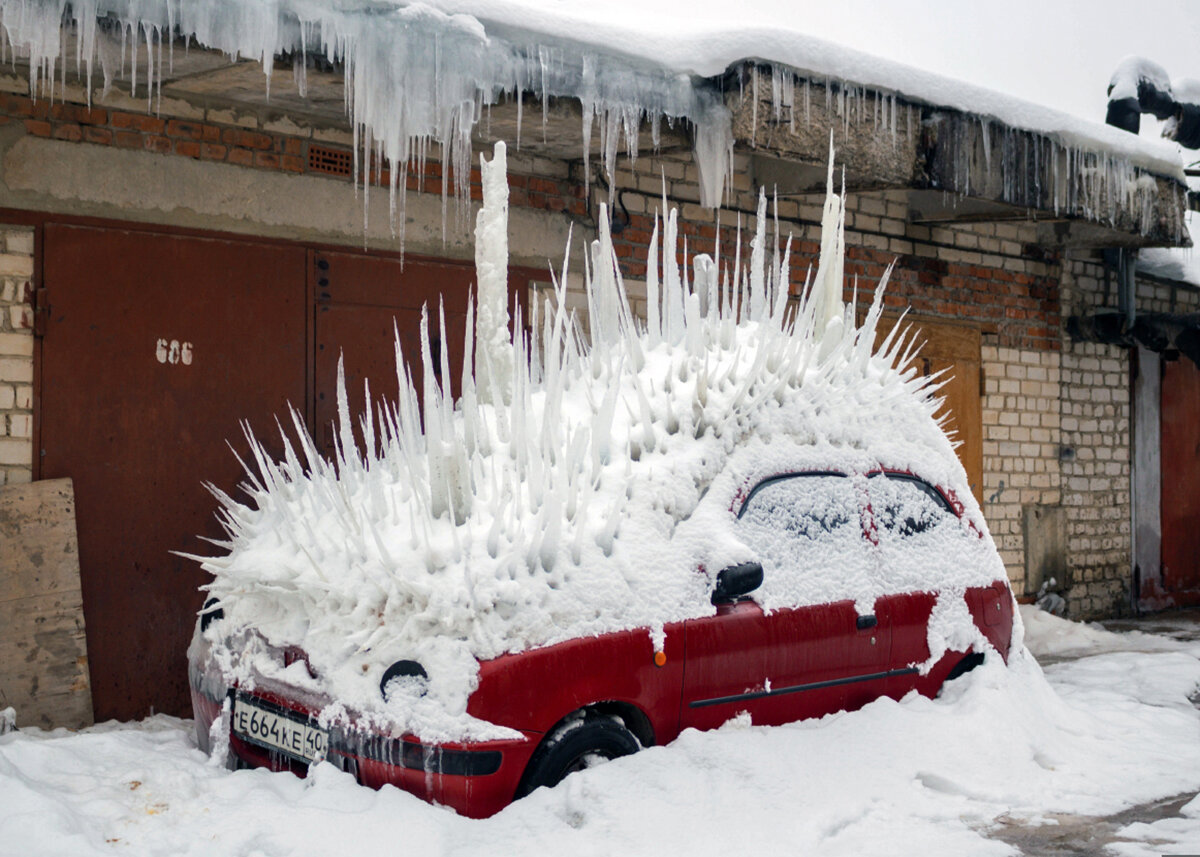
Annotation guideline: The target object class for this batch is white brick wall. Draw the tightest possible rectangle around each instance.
[0,226,34,485]
[980,345,1062,590]
[1060,338,1131,617]
[1054,255,1142,618]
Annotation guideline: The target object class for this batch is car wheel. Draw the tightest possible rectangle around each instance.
[515,713,641,798]
[940,651,986,691]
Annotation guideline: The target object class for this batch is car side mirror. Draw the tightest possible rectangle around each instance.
[711,562,763,604]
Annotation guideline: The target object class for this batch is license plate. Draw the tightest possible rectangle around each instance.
[231,695,328,764]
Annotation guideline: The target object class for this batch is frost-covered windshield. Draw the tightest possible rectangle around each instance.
[736,473,874,611]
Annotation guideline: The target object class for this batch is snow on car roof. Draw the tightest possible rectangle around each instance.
[190,143,1007,740]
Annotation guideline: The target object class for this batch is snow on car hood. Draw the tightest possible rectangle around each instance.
[193,143,1010,741]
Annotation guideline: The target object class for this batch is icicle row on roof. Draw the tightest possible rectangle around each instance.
[0,0,732,233]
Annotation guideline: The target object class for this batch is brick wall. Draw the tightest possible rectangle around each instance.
[0,80,1065,351]
[0,79,592,224]
[0,226,34,485]
[980,346,1063,589]
[1056,257,1131,617]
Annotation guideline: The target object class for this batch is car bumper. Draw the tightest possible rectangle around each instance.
[189,659,538,819]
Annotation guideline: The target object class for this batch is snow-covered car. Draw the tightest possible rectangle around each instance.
[188,145,1017,818]
[190,467,1012,818]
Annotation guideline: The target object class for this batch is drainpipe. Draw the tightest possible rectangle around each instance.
[1117,249,1137,328]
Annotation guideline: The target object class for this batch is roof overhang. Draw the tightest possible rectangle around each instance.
[723,63,1191,250]
[0,8,1190,250]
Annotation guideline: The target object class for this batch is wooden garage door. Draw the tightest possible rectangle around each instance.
[873,316,983,504]
[39,225,307,721]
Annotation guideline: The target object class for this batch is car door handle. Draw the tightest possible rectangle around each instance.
[856,614,878,630]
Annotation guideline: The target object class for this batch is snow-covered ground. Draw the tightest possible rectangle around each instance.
[4,607,1200,857]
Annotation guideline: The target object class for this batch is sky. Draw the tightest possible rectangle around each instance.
[535,0,1200,126]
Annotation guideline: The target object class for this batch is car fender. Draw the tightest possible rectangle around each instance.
[467,623,687,746]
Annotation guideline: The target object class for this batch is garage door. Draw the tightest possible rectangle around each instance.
[872,315,983,504]
[1161,354,1200,596]
[312,251,537,459]
[40,225,307,721]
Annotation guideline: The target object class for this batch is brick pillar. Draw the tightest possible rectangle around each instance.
[0,227,34,484]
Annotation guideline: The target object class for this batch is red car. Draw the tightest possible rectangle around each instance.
[190,465,1014,818]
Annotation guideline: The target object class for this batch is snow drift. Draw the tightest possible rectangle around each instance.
[192,142,1009,739]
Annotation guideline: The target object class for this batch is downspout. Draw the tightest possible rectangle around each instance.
[1120,248,1141,615]
[1118,248,1137,328]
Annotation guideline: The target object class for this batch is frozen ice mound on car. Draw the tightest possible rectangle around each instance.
[191,142,1007,736]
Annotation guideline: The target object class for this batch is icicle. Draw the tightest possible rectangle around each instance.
[813,135,846,340]
[646,213,662,345]
[475,142,513,405]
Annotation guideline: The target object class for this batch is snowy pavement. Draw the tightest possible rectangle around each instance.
[3,607,1200,857]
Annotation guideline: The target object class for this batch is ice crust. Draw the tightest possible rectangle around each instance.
[189,142,1008,741]
[0,0,1185,236]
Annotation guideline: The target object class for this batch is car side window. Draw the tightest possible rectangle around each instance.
[867,474,953,538]
[736,473,872,608]
[866,473,981,591]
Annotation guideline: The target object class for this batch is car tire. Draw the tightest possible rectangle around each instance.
[940,651,986,691]
[515,713,641,798]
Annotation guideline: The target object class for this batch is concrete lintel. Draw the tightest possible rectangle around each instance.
[0,134,590,268]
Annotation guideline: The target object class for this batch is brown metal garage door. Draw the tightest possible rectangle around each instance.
[312,250,536,459]
[39,225,536,722]
[39,225,308,721]
[313,250,474,459]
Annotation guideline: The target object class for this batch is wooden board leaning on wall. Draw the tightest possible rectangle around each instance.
[0,478,94,730]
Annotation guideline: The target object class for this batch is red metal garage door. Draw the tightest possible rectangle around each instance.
[39,225,307,721]
[1161,354,1200,595]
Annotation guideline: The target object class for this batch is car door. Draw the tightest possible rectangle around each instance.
[865,472,968,697]
[679,472,892,731]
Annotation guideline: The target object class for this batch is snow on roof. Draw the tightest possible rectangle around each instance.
[447,0,1186,176]
[0,0,1186,223]
[190,144,1006,740]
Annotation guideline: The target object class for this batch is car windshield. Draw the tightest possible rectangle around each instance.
[736,473,875,610]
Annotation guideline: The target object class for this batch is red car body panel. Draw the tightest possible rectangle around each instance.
[680,598,893,730]
[466,623,687,740]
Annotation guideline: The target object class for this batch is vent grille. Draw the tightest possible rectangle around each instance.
[308,144,353,178]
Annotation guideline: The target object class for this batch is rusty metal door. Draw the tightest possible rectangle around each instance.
[1161,354,1200,595]
[313,251,532,460]
[313,251,474,458]
[39,225,307,721]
